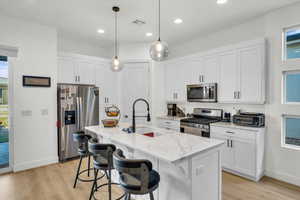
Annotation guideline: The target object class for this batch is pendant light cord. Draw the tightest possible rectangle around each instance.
[158,0,161,41]
[115,10,118,57]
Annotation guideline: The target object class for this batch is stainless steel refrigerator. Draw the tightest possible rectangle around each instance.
[57,84,99,161]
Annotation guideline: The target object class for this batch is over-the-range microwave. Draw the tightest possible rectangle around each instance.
[187,83,217,103]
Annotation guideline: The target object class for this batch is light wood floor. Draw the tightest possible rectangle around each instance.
[0,158,300,200]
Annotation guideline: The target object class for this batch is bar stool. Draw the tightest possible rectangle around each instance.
[113,149,160,200]
[88,138,125,200]
[72,131,102,188]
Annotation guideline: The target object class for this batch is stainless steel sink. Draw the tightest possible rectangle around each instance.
[122,126,163,137]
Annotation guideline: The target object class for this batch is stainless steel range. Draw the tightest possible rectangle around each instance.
[180,108,223,138]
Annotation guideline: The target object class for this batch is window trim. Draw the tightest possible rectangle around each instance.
[282,25,300,62]
[281,114,300,151]
[282,70,300,105]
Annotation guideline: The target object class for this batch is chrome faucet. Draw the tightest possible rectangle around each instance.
[132,98,151,133]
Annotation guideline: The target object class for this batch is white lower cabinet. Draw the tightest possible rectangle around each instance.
[157,119,180,131]
[210,125,264,181]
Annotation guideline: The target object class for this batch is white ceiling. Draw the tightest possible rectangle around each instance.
[0,0,299,47]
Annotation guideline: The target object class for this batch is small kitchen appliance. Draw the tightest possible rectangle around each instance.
[223,112,231,122]
[167,103,177,116]
[180,108,223,138]
[233,112,265,127]
[187,83,217,102]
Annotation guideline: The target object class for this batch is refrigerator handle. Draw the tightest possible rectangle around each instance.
[76,97,81,131]
[78,97,83,131]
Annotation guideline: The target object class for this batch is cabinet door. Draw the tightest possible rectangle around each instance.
[218,51,238,103]
[203,56,219,83]
[211,135,234,169]
[102,64,119,105]
[58,58,76,84]
[165,62,185,102]
[232,138,256,177]
[185,59,204,84]
[238,45,264,104]
[192,151,220,200]
[76,61,96,85]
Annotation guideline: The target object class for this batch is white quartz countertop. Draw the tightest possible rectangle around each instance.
[211,122,265,131]
[156,116,186,121]
[85,123,224,163]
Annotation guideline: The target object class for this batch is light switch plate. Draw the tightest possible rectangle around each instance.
[41,109,48,116]
[21,110,32,117]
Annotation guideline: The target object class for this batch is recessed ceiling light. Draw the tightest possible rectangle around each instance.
[97,29,105,34]
[146,32,153,37]
[174,18,183,24]
[217,0,227,5]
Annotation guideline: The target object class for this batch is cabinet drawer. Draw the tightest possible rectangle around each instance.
[158,119,180,130]
[211,126,256,141]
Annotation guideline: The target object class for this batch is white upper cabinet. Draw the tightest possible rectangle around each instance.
[58,55,96,85]
[238,45,265,104]
[202,56,219,83]
[75,61,96,85]
[58,57,76,84]
[165,61,186,102]
[218,39,266,104]
[218,50,238,103]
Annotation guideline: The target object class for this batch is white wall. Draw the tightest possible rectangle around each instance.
[119,43,150,61]
[164,2,300,186]
[0,14,58,171]
[58,36,112,58]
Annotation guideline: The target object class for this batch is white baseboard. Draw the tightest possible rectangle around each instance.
[13,156,58,172]
[265,170,300,187]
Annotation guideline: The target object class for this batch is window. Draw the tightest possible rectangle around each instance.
[283,26,300,60]
[283,71,300,104]
[282,115,300,149]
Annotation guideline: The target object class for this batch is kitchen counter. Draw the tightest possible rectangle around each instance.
[211,121,265,131]
[86,123,223,200]
[86,123,223,163]
[156,115,186,121]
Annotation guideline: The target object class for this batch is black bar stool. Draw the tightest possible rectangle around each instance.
[113,149,160,200]
[72,131,103,188]
[88,138,125,200]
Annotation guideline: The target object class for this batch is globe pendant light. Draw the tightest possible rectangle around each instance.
[149,0,169,61]
[111,6,123,72]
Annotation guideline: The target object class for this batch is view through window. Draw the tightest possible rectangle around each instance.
[0,56,8,169]
[285,28,300,60]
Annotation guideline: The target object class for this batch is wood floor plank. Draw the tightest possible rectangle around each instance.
[0,159,300,200]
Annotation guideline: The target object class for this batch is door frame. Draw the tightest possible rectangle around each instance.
[119,60,151,123]
[0,57,15,173]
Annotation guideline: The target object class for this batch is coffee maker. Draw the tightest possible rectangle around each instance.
[167,104,177,116]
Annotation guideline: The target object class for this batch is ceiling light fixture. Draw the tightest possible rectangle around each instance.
[146,32,153,37]
[111,6,123,72]
[174,18,183,24]
[97,29,105,34]
[149,0,169,62]
[217,0,228,5]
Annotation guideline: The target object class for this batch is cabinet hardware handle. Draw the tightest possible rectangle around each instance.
[199,75,201,82]
[202,75,204,82]
[78,76,80,82]
[226,131,235,134]
[227,139,229,147]
[238,91,241,99]
[75,76,77,82]
[230,140,233,148]
[233,92,236,99]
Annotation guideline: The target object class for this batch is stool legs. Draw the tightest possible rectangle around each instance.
[108,169,112,200]
[125,193,131,200]
[149,192,154,200]
[89,169,99,200]
[73,155,83,188]
[88,154,91,177]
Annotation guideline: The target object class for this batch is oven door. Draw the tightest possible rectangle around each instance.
[187,84,217,102]
[180,125,210,138]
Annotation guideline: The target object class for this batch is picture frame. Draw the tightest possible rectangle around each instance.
[22,76,51,87]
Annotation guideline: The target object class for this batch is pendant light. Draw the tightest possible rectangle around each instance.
[149,0,169,61]
[111,6,123,72]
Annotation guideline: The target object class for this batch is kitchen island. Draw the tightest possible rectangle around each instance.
[86,123,224,200]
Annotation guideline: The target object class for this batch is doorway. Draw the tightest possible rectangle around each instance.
[120,62,150,125]
[0,55,9,172]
